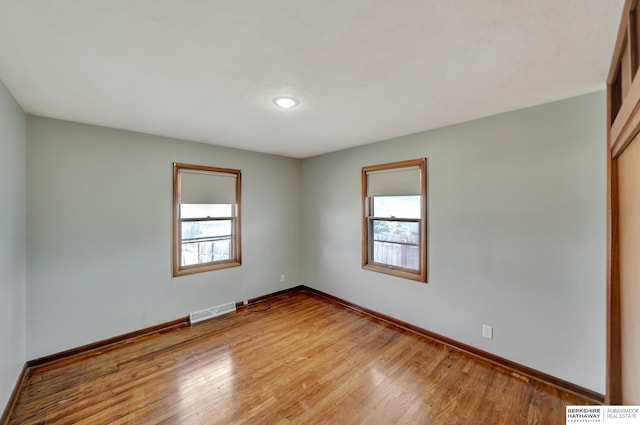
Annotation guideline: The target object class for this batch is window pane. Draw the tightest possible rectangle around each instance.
[373,241,419,270]
[372,220,419,244]
[372,196,420,218]
[181,220,232,241]
[372,220,420,270]
[182,239,232,266]
[181,204,232,219]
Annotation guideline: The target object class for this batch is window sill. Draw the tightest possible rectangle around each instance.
[362,263,427,283]
[173,260,241,277]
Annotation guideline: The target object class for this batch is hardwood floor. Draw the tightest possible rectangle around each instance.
[8,292,591,424]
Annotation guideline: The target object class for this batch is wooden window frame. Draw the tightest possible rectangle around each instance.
[173,163,242,277]
[362,158,428,283]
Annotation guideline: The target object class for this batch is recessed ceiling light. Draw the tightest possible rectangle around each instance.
[273,96,299,109]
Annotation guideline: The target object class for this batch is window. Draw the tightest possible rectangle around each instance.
[362,158,427,282]
[173,163,241,276]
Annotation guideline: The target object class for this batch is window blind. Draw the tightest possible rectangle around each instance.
[180,170,237,204]
[367,166,421,196]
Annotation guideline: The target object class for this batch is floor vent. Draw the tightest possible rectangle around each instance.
[190,302,236,325]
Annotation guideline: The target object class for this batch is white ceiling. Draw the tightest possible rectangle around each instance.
[0,1,625,158]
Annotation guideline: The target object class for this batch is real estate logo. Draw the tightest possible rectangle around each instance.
[566,406,640,424]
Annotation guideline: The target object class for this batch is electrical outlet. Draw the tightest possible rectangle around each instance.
[482,325,493,339]
[280,273,285,283]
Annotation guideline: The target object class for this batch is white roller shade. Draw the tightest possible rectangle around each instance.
[180,170,237,204]
[367,166,421,196]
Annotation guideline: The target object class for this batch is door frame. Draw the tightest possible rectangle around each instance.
[606,0,640,404]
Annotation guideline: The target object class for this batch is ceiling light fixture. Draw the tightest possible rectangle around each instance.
[273,96,299,109]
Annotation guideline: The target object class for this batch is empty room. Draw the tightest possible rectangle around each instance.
[1,0,638,424]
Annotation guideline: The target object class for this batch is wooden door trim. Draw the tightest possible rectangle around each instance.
[606,0,640,404]
[607,146,622,405]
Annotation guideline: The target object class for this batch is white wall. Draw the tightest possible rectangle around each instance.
[0,80,26,411]
[26,117,301,359]
[301,92,607,393]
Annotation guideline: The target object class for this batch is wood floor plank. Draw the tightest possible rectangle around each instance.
[8,292,592,424]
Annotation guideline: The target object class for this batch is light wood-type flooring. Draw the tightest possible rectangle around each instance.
[8,291,592,424]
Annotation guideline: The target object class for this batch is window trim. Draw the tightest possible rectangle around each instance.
[173,162,242,277]
[361,158,427,283]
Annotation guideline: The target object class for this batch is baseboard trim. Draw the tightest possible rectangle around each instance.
[235,285,305,310]
[25,286,306,369]
[27,316,189,369]
[26,286,307,369]
[300,285,605,404]
[0,364,29,425]
[2,317,189,422]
